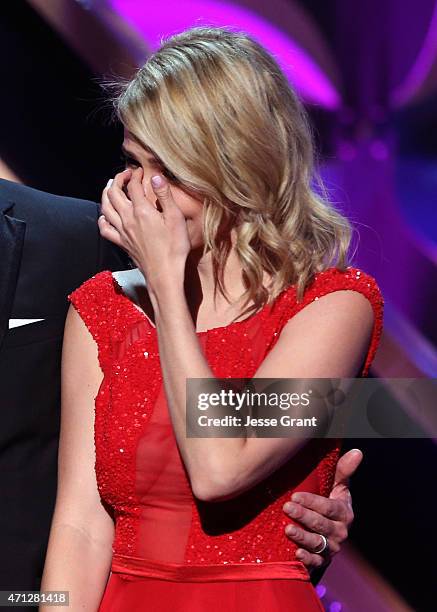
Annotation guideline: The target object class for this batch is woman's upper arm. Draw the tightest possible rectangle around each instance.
[255,289,375,379]
[201,290,375,501]
[53,303,113,547]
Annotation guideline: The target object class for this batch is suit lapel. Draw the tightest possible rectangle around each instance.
[0,199,26,351]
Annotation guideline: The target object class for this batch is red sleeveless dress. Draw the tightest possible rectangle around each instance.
[68,266,383,612]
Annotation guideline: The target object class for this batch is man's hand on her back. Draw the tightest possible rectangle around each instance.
[282,449,363,574]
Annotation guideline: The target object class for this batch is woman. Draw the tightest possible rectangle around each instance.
[41,26,383,611]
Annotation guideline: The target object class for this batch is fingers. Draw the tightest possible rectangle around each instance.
[150,173,179,216]
[330,481,354,517]
[283,501,335,536]
[333,448,363,487]
[286,493,347,523]
[101,169,136,236]
[101,179,123,233]
[112,167,133,194]
[292,548,326,570]
[285,523,339,556]
[126,167,151,211]
[97,214,122,247]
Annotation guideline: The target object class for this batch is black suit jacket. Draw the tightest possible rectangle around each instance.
[0,179,131,595]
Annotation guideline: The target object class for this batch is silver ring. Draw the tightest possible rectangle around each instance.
[313,534,328,554]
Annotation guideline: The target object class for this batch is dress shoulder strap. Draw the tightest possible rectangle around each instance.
[268,266,384,377]
[67,270,114,373]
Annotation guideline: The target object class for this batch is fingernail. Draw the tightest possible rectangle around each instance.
[151,175,163,188]
[296,550,304,560]
[106,179,113,188]
[292,493,302,503]
[287,504,298,517]
[286,526,297,536]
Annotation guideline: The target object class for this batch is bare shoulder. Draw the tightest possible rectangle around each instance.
[289,289,375,327]
[280,289,375,352]
[63,303,100,372]
[256,289,376,378]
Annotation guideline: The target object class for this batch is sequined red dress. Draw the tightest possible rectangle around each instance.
[68,266,383,612]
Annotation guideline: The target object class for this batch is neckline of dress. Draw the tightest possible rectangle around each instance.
[106,270,289,335]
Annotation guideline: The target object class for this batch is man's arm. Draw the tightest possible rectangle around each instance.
[282,448,363,585]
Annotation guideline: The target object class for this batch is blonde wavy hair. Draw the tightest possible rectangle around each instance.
[111,25,353,321]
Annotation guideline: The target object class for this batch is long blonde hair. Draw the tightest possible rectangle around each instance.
[111,25,352,320]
